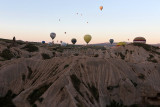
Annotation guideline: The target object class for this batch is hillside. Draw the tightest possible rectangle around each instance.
[0,39,160,107]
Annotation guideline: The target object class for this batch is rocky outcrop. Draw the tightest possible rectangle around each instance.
[0,40,160,107]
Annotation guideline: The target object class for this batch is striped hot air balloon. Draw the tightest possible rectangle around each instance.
[133,37,146,44]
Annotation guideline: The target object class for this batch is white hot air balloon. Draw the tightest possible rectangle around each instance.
[61,42,67,47]
[50,32,56,40]
[48,42,53,46]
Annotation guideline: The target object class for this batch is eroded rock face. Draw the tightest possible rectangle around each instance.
[0,41,160,107]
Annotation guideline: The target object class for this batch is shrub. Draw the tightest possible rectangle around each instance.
[41,53,50,60]
[0,90,16,107]
[119,52,125,60]
[107,85,119,91]
[27,83,52,105]
[52,52,56,57]
[133,43,160,55]
[85,92,94,104]
[16,41,25,45]
[38,97,44,103]
[125,49,128,55]
[107,100,126,107]
[88,84,99,102]
[130,80,137,87]
[94,54,99,57]
[147,54,158,63]
[0,49,14,60]
[27,66,33,79]
[74,53,79,56]
[138,73,145,80]
[150,59,158,63]
[130,51,133,54]
[64,64,69,69]
[32,104,37,107]
[22,74,26,81]
[70,74,83,96]
[22,44,38,52]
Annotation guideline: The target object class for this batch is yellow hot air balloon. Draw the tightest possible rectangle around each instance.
[117,42,126,46]
[84,34,92,44]
[100,6,103,11]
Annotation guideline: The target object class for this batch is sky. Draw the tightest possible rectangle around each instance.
[0,0,160,44]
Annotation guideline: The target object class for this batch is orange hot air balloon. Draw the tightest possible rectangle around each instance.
[100,6,103,11]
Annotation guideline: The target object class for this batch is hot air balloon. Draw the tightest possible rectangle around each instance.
[71,38,77,44]
[42,41,45,44]
[64,32,66,34]
[84,34,92,44]
[109,39,114,44]
[61,42,67,47]
[50,33,56,40]
[48,42,52,46]
[133,37,146,44]
[117,42,126,46]
[100,6,103,11]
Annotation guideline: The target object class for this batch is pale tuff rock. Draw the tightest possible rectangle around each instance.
[0,41,160,107]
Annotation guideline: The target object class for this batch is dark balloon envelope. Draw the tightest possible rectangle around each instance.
[71,38,77,44]
[109,39,114,44]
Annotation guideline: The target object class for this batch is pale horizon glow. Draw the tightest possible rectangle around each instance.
[0,0,160,44]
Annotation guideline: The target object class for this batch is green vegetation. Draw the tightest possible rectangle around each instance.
[107,100,126,107]
[64,64,69,69]
[27,66,33,79]
[27,83,52,105]
[52,52,56,57]
[57,49,63,53]
[130,80,137,87]
[0,38,25,45]
[119,52,125,60]
[41,53,50,60]
[125,49,129,55]
[70,74,83,97]
[74,53,79,56]
[132,43,160,55]
[75,96,84,107]
[81,45,106,50]
[94,54,99,57]
[16,41,25,45]
[130,51,133,54]
[32,104,37,107]
[0,90,16,107]
[0,38,12,43]
[115,52,125,60]
[88,84,99,102]
[85,92,94,104]
[22,74,26,81]
[138,73,145,80]
[38,97,44,103]
[0,49,14,60]
[21,44,39,52]
[107,85,119,91]
[76,103,84,107]
[130,104,139,107]
[147,54,158,63]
